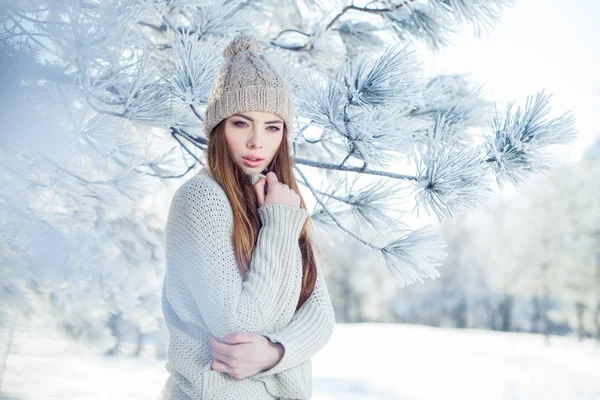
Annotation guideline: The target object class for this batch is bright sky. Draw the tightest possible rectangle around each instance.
[414,0,600,162]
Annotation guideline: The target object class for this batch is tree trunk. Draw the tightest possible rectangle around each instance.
[542,294,550,345]
[499,294,514,332]
[0,318,17,395]
[575,302,586,341]
[104,312,122,357]
[453,297,468,329]
[530,296,541,333]
[542,262,551,346]
[485,298,499,330]
[595,300,600,344]
[595,250,600,343]
[133,328,144,357]
[340,271,351,323]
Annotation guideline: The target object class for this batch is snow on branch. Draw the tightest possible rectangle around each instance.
[297,170,410,233]
[165,32,221,107]
[344,108,418,168]
[296,165,444,288]
[428,0,516,36]
[413,74,492,139]
[381,225,447,287]
[484,90,577,187]
[297,70,347,133]
[383,1,455,51]
[413,114,491,219]
[298,42,422,168]
[342,43,419,107]
[173,0,253,37]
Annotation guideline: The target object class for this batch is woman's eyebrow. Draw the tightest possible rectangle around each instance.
[231,113,283,124]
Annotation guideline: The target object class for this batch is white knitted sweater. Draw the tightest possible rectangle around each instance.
[160,167,336,400]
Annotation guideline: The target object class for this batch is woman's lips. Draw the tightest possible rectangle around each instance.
[242,157,263,167]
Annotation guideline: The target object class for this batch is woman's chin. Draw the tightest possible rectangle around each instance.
[241,165,261,174]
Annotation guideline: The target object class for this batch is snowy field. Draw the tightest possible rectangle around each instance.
[2,321,600,400]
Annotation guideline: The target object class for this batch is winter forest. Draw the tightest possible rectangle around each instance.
[1,0,599,399]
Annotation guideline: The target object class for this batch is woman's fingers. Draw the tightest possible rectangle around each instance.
[211,358,229,371]
[261,172,301,208]
[210,336,234,360]
[254,178,266,207]
[212,358,245,379]
[265,171,278,184]
[212,358,240,379]
[209,335,268,380]
[210,336,241,366]
[211,346,232,364]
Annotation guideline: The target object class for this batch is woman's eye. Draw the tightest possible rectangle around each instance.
[233,120,280,132]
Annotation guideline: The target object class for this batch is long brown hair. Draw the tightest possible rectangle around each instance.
[205,119,318,312]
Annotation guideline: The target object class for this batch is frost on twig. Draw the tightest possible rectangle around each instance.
[484,91,577,187]
[381,225,447,287]
[413,114,492,219]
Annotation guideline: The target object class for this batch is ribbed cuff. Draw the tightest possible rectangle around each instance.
[258,203,309,238]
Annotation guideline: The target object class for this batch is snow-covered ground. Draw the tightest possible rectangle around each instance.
[2,321,599,400]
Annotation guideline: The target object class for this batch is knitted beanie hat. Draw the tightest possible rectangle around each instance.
[203,34,295,138]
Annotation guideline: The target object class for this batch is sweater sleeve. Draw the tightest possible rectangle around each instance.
[164,176,308,342]
[252,263,336,378]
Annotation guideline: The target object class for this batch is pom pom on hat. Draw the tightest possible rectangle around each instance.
[222,34,263,59]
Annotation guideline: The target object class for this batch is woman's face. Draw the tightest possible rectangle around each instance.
[223,110,284,174]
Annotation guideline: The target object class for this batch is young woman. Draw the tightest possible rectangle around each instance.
[159,34,336,400]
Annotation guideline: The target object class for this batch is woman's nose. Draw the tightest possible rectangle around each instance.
[247,128,263,148]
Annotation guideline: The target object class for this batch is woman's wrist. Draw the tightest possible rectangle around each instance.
[261,335,284,372]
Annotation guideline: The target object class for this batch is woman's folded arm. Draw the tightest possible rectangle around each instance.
[253,264,336,378]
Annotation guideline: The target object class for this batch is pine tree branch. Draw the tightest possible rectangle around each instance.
[190,104,203,121]
[6,14,62,58]
[39,154,112,186]
[296,178,352,205]
[170,127,205,164]
[272,29,312,42]
[269,0,417,51]
[294,157,418,181]
[154,4,185,36]
[8,9,69,26]
[144,163,198,179]
[1,163,50,188]
[326,0,418,32]
[136,21,168,34]
[294,166,379,250]
[188,132,208,146]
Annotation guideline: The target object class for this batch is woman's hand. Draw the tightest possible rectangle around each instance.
[209,333,284,380]
[253,172,300,208]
